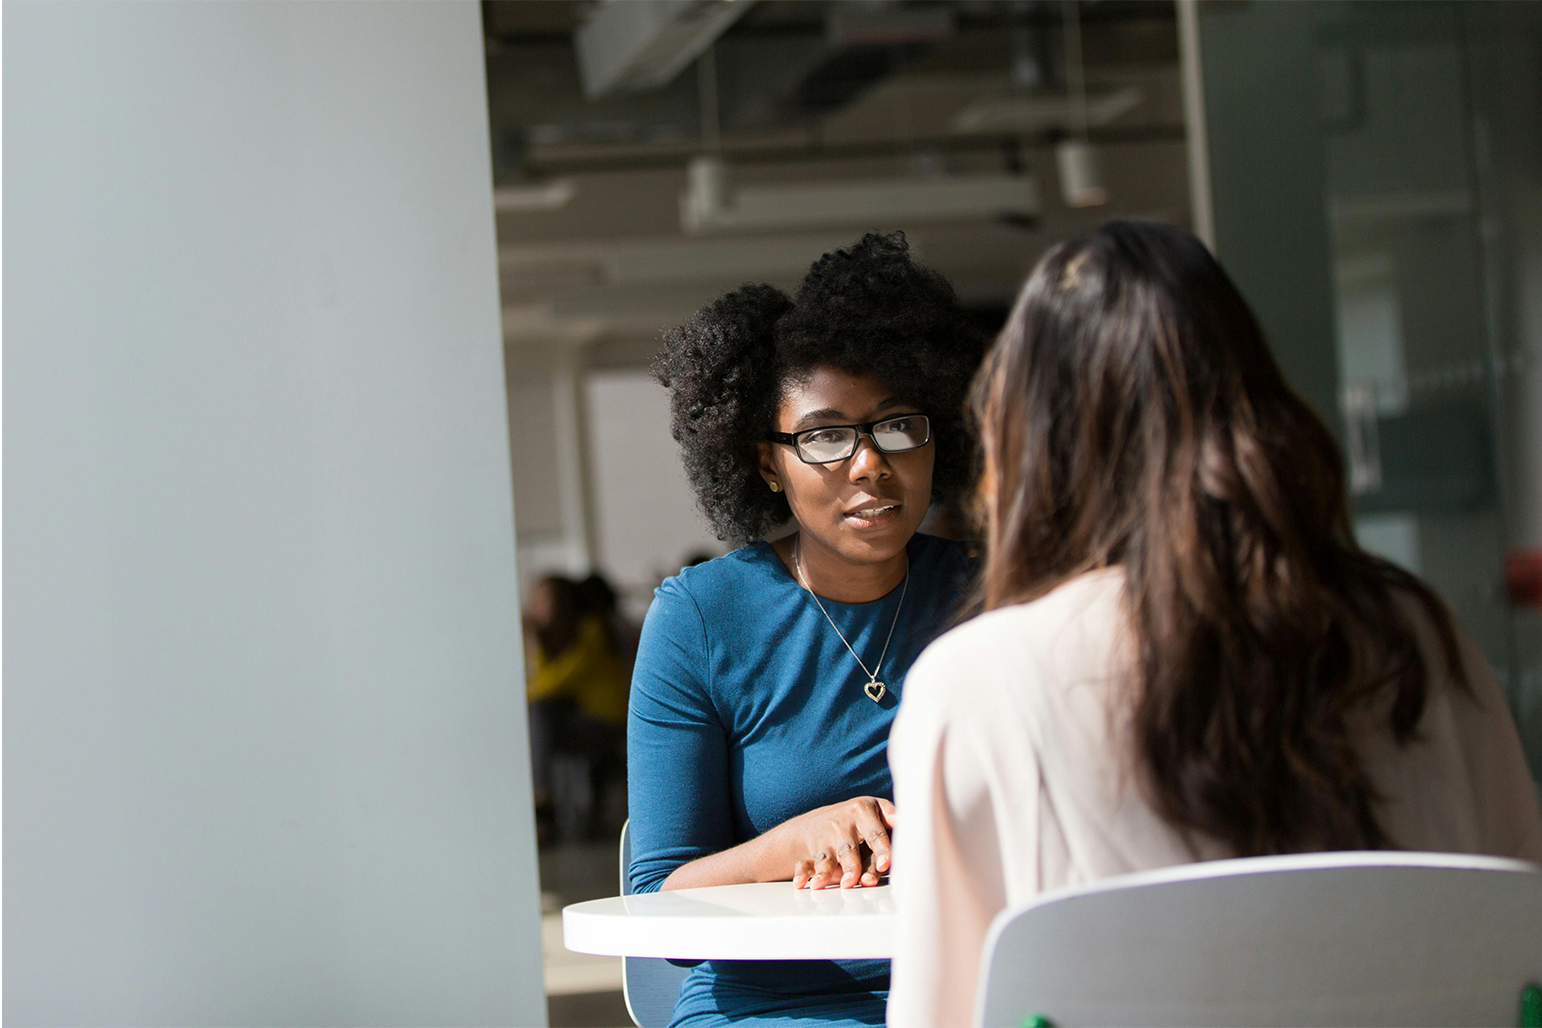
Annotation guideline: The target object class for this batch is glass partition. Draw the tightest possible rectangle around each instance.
[1197,0,1541,779]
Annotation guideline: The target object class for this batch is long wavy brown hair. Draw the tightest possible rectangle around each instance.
[971,220,1465,856]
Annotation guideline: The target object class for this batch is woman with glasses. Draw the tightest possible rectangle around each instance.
[628,232,986,1027]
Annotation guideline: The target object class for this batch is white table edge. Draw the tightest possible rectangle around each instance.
[561,884,897,960]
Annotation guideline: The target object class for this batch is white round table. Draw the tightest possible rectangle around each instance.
[562,882,896,960]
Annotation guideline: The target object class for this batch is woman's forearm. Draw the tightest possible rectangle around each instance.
[660,826,794,890]
[659,795,897,890]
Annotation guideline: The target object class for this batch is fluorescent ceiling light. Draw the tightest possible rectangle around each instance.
[494,180,578,213]
[951,86,1142,135]
[680,156,1039,235]
[499,231,874,289]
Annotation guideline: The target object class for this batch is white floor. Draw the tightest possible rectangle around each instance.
[538,837,631,1026]
[543,907,624,997]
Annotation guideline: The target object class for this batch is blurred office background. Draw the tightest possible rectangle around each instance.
[5,2,1539,1026]
[490,2,1541,1022]
[490,0,1190,618]
[492,0,1541,778]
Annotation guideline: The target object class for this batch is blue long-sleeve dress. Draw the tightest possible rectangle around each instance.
[627,532,973,1028]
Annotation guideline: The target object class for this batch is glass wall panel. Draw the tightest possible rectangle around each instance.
[1461,1,1542,776]
[1197,0,1541,779]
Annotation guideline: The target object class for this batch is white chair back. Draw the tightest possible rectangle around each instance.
[618,820,693,1028]
[975,851,1542,1027]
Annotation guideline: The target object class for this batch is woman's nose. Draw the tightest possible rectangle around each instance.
[847,434,891,481]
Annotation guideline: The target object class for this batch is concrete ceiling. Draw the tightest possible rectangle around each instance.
[484,0,1192,366]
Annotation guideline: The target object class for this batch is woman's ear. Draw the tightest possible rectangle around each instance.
[756,441,781,492]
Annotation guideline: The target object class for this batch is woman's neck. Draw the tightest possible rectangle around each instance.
[772,531,909,604]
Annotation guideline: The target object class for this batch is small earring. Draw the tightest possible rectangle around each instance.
[769,481,781,492]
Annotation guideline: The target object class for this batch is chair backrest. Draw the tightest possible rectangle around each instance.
[619,820,693,1028]
[975,851,1542,1028]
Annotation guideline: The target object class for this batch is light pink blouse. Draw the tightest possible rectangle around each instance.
[886,568,1542,1027]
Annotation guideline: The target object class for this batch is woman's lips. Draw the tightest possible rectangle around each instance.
[843,503,901,529]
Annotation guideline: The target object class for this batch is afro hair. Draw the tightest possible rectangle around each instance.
[652,232,988,545]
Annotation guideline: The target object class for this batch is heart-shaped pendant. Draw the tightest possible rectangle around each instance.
[864,680,886,703]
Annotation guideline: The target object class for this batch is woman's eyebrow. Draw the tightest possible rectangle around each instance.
[792,407,847,428]
[792,398,910,429]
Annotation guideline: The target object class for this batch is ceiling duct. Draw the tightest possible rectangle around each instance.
[769,4,953,126]
[826,4,954,47]
[950,85,1142,135]
[575,0,756,99]
[680,155,1040,235]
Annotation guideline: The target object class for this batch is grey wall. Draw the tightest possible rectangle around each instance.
[3,2,546,1024]
[586,368,721,594]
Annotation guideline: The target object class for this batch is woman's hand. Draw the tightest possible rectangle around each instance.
[656,795,898,891]
[776,797,897,890]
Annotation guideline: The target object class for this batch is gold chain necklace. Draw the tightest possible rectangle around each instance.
[793,535,909,704]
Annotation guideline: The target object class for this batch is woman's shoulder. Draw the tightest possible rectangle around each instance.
[908,530,972,567]
[648,543,784,619]
[905,567,1128,708]
[905,532,978,598]
[932,565,1122,645]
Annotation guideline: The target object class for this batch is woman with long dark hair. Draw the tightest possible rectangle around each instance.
[885,221,1542,1026]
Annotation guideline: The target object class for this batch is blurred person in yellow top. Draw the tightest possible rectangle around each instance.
[524,573,630,844]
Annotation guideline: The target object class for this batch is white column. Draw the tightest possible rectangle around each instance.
[4,3,546,1023]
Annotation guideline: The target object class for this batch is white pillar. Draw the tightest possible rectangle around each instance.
[4,3,546,1023]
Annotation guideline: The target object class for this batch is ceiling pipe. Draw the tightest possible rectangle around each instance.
[575,0,756,99]
[1056,0,1109,208]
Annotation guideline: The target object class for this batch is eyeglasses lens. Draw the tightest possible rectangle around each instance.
[797,428,858,463]
[872,416,928,452]
[795,416,929,463]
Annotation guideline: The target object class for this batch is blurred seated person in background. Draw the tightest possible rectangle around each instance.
[887,220,1542,1027]
[525,573,629,844]
[632,232,985,1028]
[577,572,641,684]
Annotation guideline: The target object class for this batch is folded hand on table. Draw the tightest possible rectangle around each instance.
[775,796,897,890]
[657,795,898,891]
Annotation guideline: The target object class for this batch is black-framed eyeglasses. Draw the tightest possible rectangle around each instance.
[769,414,932,465]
